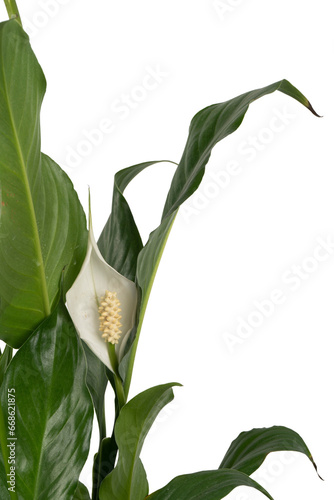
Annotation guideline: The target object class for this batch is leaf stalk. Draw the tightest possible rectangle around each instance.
[4,0,22,26]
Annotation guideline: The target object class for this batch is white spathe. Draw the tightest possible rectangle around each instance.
[66,222,137,371]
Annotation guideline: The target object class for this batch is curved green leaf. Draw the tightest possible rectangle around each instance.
[220,425,321,478]
[98,161,175,281]
[147,469,274,500]
[99,383,181,500]
[0,299,94,500]
[92,437,117,500]
[162,79,319,218]
[122,80,319,396]
[73,482,91,500]
[0,20,87,348]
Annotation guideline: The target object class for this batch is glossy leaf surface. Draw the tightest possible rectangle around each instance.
[0,300,93,499]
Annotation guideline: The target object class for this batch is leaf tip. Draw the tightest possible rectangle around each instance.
[310,454,324,481]
[307,101,322,118]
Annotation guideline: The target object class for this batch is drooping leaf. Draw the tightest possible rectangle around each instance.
[98,161,175,281]
[0,345,12,386]
[162,79,319,219]
[123,79,319,395]
[146,469,274,500]
[0,20,87,348]
[99,383,181,500]
[0,299,94,500]
[82,342,107,440]
[219,425,321,478]
[73,482,91,500]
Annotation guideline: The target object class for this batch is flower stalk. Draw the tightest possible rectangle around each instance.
[4,0,22,26]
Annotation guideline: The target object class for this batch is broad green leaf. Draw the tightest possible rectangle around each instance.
[82,342,107,440]
[220,425,321,477]
[99,383,180,500]
[0,345,12,386]
[123,79,319,395]
[0,20,87,348]
[0,299,94,500]
[146,469,274,500]
[98,161,175,281]
[73,482,91,500]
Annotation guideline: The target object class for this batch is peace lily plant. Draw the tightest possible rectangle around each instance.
[0,2,324,500]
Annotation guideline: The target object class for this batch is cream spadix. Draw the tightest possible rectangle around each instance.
[66,220,137,372]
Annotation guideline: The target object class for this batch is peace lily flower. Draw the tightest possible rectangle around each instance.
[66,217,137,373]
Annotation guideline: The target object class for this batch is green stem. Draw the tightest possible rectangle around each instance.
[107,344,126,410]
[4,0,22,26]
[113,373,126,410]
[99,403,106,441]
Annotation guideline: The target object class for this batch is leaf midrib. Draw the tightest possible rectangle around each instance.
[1,50,50,317]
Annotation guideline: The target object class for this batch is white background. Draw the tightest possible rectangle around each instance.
[0,1,333,499]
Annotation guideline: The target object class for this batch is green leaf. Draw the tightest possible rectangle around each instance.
[99,383,181,500]
[220,425,321,478]
[98,161,176,380]
[123,79,319,396]
[92,437,117,500]
[146,469,274,500]
[82,342,107,440]
[0,345,12,386]
[98,161,174,281]
[121,213,177,392]
[0,299,94,500]
[0,20,87,348]
[73,482,91,500]
[162,79,319,219]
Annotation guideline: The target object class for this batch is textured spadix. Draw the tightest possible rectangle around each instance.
[66,220,137,371]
